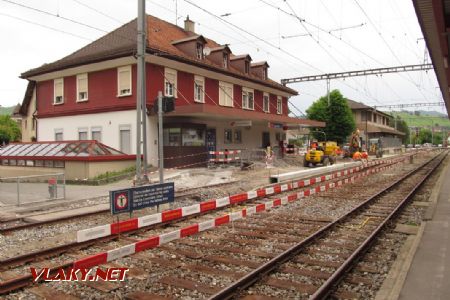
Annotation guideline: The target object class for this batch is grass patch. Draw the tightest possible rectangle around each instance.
[93,166,136,180]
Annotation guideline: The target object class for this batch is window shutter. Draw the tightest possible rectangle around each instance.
[78,76,87,92]
[119,69,130,91]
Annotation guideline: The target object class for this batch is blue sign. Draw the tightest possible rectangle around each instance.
[131,182,175,211]
[110,182,175,215]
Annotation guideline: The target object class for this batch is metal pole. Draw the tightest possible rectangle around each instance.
[140,3,148,178]
[17,177,20,206]
[63,173,66,199]
[431,122,433,145]
[326,77,330,106]
[135,0,145,183]
[158,91,164,184]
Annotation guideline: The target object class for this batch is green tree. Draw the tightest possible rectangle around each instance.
[394,116,410,144]
[418,128,432,144]
[306,89,356,144]
[0,115,21,144]
[433,131,443,145]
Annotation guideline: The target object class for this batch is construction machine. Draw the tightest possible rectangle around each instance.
[303,131,339,167]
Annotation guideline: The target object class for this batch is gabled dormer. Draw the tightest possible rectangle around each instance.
[205,45,232,69]
[172,35,207,60]
[251,61,269,80]
[230,54,252,74]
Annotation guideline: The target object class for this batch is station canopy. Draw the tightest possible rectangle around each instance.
[0,140,131,161]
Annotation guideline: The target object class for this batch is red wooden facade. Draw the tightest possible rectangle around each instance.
[35,63,289,118]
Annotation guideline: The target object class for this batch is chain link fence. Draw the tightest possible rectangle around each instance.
[0,173,66,206]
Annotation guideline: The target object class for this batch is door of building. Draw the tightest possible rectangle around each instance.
[262,131,270,148]
[206,128,216,153]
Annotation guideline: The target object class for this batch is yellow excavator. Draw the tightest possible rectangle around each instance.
[303,131,339,167]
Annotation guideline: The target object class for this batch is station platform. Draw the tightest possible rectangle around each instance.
[396,158,450,299]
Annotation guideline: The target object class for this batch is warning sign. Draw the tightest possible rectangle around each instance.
[110,189,131,215]
[109,183,174,215]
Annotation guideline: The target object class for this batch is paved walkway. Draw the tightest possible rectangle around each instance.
[0,170,183,207]
[399,162,450,299]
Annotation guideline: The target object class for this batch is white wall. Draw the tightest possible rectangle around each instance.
[38,111,159,166]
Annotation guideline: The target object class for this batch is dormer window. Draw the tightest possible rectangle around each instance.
[262,68,267,80]
[245,61,250,74]
[196,43,203,60]
[223,53,229,68]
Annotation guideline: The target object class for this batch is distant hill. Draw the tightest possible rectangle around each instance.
[0,106,14,115]
[389,111,450,128]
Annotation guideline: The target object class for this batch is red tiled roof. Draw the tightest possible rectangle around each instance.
[21,15,297,95]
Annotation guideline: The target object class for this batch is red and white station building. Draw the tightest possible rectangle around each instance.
[20,15,323,168]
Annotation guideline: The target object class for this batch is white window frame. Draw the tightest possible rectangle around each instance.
[277,96,282,114]
[117,66,132,97]
[54,128,63,141]
[53,78,64,105]
[91,126,102,142]
[76,73,88,102]
[263,92,270,113]
[119,124,132,154]
[164,68,177,97]
[78,127,88,140]
[194,75,205,103]
[219,81,234,107]
[242,87,254,110]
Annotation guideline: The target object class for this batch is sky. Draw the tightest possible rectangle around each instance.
[0,0,446,116]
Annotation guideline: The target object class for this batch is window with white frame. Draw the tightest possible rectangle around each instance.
[91,127,102,142]
[76,73,88,101]
[242,88,254,110]
[194,75,205,103]
[119,125,131,154]
[117,66,132,96]
[54,128,63,141]
[277,96,282,114]
[263,93,270,112]
[78,127,88,140]
[164,68,177,97]
[219,81,233,107]
[54,78,64,104]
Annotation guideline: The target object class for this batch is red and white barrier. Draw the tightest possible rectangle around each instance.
[76,155,410,243]
[209,150,241,163]
[73,158,402,269]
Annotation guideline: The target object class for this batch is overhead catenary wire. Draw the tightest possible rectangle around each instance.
[259,0,439,104]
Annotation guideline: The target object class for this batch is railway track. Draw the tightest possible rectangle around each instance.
[209,151,446,299]
[0,152,436,298]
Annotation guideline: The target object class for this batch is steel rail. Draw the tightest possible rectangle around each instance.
[209,151,446,300]
[311,151,447,299]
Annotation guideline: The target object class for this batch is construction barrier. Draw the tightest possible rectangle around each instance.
[77,154,413,243]
[208,150,241,166]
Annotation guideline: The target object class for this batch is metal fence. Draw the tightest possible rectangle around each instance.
[0,173,66,206]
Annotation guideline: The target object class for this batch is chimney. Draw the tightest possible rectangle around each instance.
[184,16,195,33]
